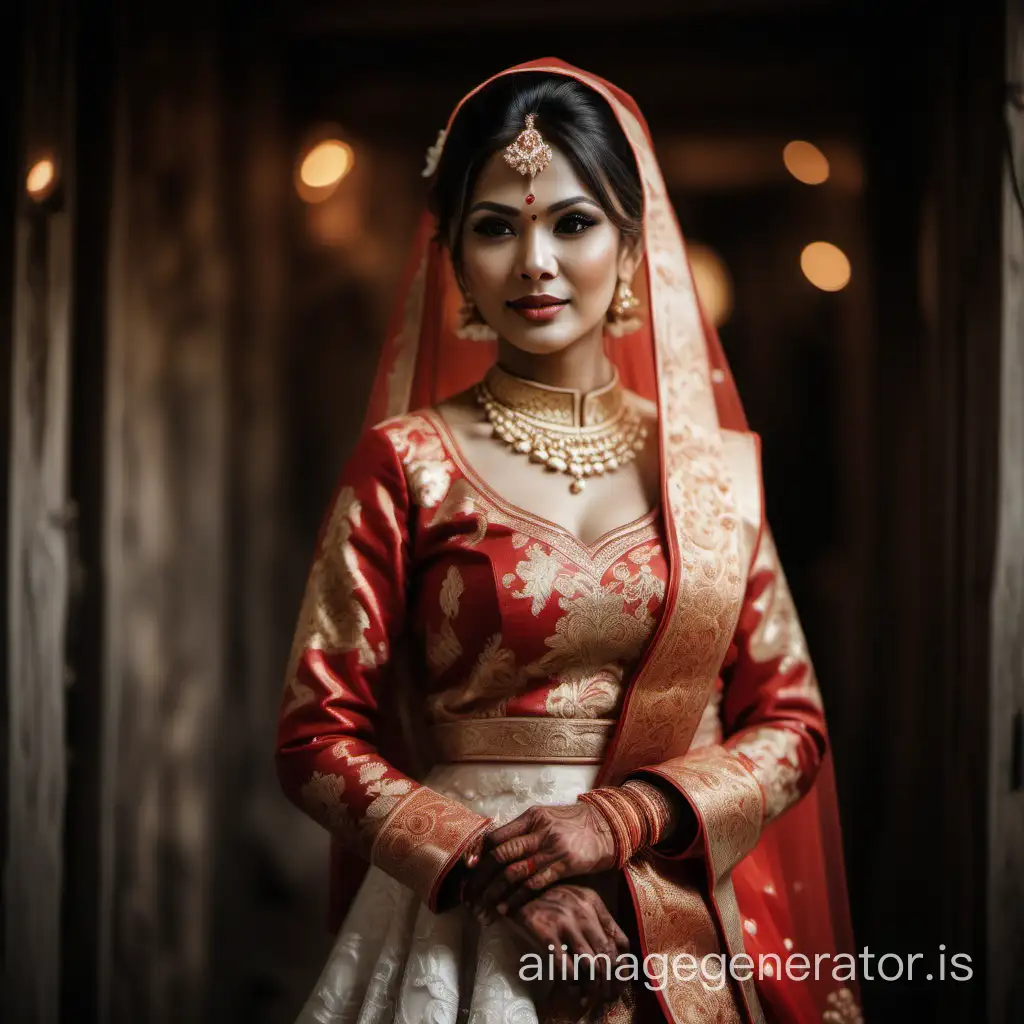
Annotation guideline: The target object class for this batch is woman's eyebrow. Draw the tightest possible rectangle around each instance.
[546,195,600,214]
[469,201,520,216]
[468,195,600,217]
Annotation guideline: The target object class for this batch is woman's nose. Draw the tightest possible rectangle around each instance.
[517,228,556,281]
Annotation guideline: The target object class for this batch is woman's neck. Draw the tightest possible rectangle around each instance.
[495,329,613,393]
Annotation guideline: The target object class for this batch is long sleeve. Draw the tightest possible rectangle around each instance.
[275,426,490,909]
[629,525,827,881]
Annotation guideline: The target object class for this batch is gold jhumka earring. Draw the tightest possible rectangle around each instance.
[606,280,642,337]
[455,294,498,342]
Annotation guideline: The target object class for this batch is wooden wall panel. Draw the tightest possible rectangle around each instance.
[206,17,336,1021]
[4,2,75,1022]
[102,12,229,1024]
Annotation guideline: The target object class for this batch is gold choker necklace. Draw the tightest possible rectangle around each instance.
[475,364,648,494]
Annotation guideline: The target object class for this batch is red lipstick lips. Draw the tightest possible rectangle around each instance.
[507,294,570,322]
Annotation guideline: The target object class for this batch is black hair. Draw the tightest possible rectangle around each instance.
[430,72,643,272]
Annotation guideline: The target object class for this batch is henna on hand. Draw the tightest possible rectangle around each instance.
[506,883,629,1007]
[464,803,617,918]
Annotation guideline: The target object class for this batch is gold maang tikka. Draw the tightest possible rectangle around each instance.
[503,113,553,206]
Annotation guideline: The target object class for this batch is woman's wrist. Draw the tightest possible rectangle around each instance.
[434,822,490,913]
[625,777,699,855]
[577,779,695,867]
[621,778,677,843]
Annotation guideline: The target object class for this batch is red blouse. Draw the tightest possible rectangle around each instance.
[276,409,826,914]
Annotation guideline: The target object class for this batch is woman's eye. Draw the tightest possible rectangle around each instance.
[555,212,598,235]
[472,217,515,238]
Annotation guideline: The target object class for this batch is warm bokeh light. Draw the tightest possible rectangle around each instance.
[297,140,354,203]
[800,242,851,292]
[688,243,734,327]
[26,158,57,200]
[783,141,830,185]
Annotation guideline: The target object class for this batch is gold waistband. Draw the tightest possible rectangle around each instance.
[430,717,616,764]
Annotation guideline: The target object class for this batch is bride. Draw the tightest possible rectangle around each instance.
[276,59,862,1024]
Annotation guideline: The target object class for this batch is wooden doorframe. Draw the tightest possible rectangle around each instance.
[990,4,1024,1021]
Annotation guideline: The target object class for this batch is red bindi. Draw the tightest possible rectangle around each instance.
[525,193,535,205]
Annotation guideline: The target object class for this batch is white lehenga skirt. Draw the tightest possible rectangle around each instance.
[294,762,603,1024]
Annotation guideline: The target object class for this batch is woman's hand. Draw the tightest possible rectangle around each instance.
[505,883,630,1008]
[465,802,616,917]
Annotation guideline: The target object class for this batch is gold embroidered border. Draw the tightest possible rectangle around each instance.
[430,717,615,764]
[640,746,764,883]
[713,875,765,1023]
[625,855,747,1023]
[370,787,489,909]
[721,430,762,574]
[634,747,765,1022]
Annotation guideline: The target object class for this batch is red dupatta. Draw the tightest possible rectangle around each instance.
[342,59,858,1024]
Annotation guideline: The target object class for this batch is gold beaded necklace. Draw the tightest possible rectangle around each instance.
[474,364,648,494]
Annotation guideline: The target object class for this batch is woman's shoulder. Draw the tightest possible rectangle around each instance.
[362,407,445,454]
[355,407,461,511]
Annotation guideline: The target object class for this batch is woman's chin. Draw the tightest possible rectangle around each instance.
[496,318,598,356]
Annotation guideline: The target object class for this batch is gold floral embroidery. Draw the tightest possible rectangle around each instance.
[496,543,668,721]
[749,530,822,710]
[545,665,623,718]
[298,741,418,853]
[507,543,565,615]
[616,544,666,617]
[429,633,526,722]
[823,987,863,1024]
[380,415,455,510]
[358,760,416,828]
[427,566,464,674]
[439,565,464,618]
[407,461,451,507]
[283,487,376,714]
[431,537,666,724]
[427,621,462,676]
[299,771,355,836]
[731,725,804,823]
[535,578,649,682]
[428,477,489,547]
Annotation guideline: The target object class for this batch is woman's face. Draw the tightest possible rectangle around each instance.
[460,145,640,356]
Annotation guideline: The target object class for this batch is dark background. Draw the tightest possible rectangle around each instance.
[2,1,1022,1023]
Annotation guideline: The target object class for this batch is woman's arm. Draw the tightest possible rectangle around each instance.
[627,525,827,880]
[275,426,490,911]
